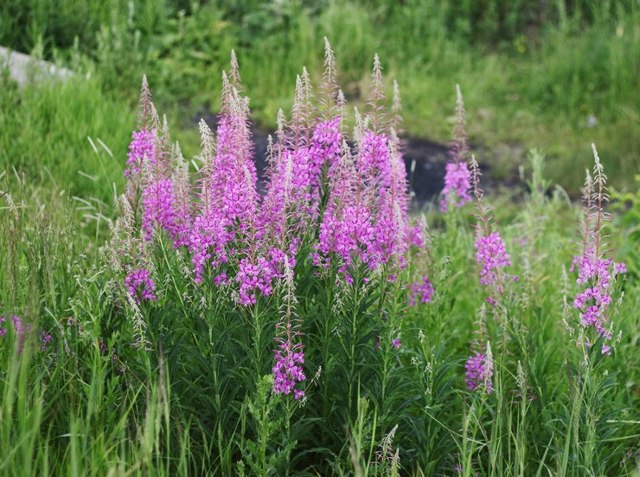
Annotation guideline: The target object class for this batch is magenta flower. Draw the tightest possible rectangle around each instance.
[441,85,471,212]
[440,161,472,211]
[571,250,615,350]
[122,60,429,309]
[0,314,28,338]
[614,262,627,275]
[214,272,229,286]
[236,257,274,306]
[475,231,511,289]
[317,203,375,273]
[171,165,192,248]
[40,332,53,351]
[235,249,293,306]
[0,314,35,353]
[309,117,342,183]
[189,107,258,282]
[125,268,157,303]
[314,126,414,275]
[142,178,177,240]
[126,129,156,176]
[569,145,620,354]
[407,223,425,249]
[391,338,401,349]
[358,131,392,188]
[465,352,493,393]
[409,276,435,306]
[260,146,315,240]
[272,333,306,399]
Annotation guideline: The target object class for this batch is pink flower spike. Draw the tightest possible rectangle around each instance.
[465,349,493,394]
[475,231,511,288]
[614,262,627,275]
[409,276,435,306]
[126,129,156,177]
[125,268,157,303]
[440,161,472,211]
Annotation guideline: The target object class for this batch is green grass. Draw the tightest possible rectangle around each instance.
[1,0,638,193]
[1,2,640,475]
[1,151,639,474]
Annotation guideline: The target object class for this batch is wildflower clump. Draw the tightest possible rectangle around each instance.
[126,129,156,177]
[476,232,512,288]
[0,314,51,352]
[272,258,306,399]
[109,44,432,404]
[116,47,424,305]
[0,314,28,338]
[463,155,512,394]
[273,329,306,399]
[142,178,177,241]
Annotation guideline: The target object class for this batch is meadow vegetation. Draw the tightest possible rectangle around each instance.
[1,0,639,191]
[1,2,640,476]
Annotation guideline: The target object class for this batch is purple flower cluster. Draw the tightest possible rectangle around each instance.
[440,161,472,212]
[236,250,292,306]
[188,110,259,287]
[0,314,28,338]
[40,332,53,351]
[571,251,620,353]
[125,268,157,303]
[189,214,224,284]
[409,276,434,306]
[309,117,341,180]
[1,314,51,352]
[272,332,306,399]
[142,178,177,241]
[314,129,415,276]
[316,203,374,277]
[358,131,392,187]
[126,129,156,176]
[568,147,625,355]
[122,53,427,309]
[260,117,341,240]
[465,352,493,393]
[440,85,471,212]
[614,261,627,275]
[475,231,511,289]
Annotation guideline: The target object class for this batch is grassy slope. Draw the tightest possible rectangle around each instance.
[1,1,638,194]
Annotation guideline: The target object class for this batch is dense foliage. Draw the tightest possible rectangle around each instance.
[1,44,639,475]
[2,0,639,193]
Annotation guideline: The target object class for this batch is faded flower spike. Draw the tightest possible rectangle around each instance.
[440,85,472,211]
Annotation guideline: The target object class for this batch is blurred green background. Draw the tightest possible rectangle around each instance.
[1,0,639,203]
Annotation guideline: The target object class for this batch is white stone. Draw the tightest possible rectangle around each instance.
[0,46,74,87]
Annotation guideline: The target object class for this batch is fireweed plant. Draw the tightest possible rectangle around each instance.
[1,41,639,476]
[105,42,437,472]
[440,84,472,212]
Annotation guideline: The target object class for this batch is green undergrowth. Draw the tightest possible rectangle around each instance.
[1,151,639,475]
[1,0,639,193]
